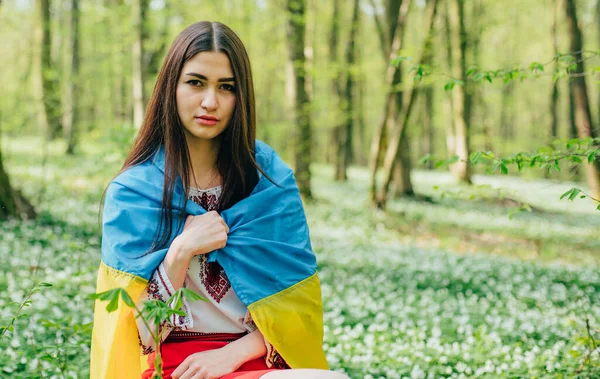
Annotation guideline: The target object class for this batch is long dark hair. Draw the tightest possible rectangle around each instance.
[104,22,270,251]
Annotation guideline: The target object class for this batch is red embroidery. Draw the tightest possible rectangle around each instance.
[190,191,219,212]
[147,278,163,301]
[199,256,231,303]
[189,187,231,303]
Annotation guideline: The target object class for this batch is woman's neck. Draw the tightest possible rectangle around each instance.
[185,138,222,188]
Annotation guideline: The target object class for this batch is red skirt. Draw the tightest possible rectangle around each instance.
[141,332,280,379]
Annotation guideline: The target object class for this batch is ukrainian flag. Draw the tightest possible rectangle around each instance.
[90,141,328,378]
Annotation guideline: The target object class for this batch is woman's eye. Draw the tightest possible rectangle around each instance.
[221,84,235,92]
[187,80,202,86]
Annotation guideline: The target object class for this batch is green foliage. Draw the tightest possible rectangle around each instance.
[0,282,52,340]
[2,141,600,376]
[392,50,600,91]
[92,286,206,379]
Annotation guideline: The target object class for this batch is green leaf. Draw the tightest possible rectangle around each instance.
[181,288,208,302]
[119,289,135,308]
[38,283,53,288]
[419,154,433,165]
[596,204,600,211]
[571,156,582,164]
[444,81,455,92]
[473,72,484,82]
[106,293,120,312]
[528,62,544,72]
[470,152,483,166]
[90,288,120,302]
[568,188,581,201]
[560,188,581,201]
[392,56,411,67]
[560,188,572,200]
[588,152,596,163]
[500,164,508,175]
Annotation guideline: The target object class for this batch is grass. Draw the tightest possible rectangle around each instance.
[1,136,599,378]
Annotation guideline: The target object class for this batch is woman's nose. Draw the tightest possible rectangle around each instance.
[201,89,217,111]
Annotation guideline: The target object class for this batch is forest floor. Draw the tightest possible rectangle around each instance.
[1,136,599,378]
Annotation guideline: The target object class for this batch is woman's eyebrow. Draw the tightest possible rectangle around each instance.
[184,72,235,83]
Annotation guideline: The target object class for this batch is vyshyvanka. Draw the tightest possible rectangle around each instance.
[90,140,328,378]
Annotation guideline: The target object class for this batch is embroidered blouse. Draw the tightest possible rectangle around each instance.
[135,185,288,369]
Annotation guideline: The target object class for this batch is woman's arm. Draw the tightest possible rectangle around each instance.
[162,238,192,290]
[163,212,229,289]
[171,329,267,378]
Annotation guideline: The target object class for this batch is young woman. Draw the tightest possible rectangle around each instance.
[90,22,349,379]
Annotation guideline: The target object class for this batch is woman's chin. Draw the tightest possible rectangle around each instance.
[184,126,226,142]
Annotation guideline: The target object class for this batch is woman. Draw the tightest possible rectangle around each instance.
[90,22,348,379]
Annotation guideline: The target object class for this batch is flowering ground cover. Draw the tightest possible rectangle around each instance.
[1,138,598,378]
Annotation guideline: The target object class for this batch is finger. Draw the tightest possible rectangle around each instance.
[172,358,191,379]
[182,367,205,379]
[178,368,197,379]
[184,215,194,228]
[221,219,230,234]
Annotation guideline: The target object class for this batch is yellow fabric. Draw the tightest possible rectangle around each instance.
[90,262,149,379]
[248,272,329,369]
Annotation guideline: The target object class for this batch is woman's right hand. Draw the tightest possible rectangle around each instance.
[174,211,230,259]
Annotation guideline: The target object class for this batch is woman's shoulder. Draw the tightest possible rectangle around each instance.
[107,153,165,203]
[254,139,292,178]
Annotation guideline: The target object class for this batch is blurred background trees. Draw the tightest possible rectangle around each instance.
[1,0,599,211]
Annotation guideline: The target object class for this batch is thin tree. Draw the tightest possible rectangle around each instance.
[132,0,145,129]
[447,0,471,183]
[329,0,344,179]
[367,0,411,203]
[564,0,600,199]
[442,0,455,159]
[597,0,600,128]
[377,0,439,208]
[63,0,80,154]
[333,0,360,181]
[340,0,361,179]
[286,0,313,198]
[549,0,559,140]
[37,0,62,139]
[0,111,36,220]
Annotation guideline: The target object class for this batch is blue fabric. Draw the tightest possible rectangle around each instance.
[101,140,317,305]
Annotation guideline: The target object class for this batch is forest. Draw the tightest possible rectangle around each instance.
[1,0,599,377]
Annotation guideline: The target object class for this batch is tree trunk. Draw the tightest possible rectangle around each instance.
[377,0,439,207]
[334,0,361,181]
[286,0,313,198]
[565,0,600,199]
[132,0,145,130]
[443,0,455,157]
[549,0,559,140]
[367,0,410,203]
[568,82,578,138]
[63,0,80,155]
[423,86,434,169]
[38,0,62,140]
[144,0,170,86]
[0,152,36,220]
[355,40,367,165]
[448,0,471,183]
[597,0,600,129]
[329,0,345,181]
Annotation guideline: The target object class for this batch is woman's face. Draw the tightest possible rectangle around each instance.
[176,51,236,144]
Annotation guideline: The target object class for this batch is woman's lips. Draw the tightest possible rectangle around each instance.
[195,116,219,126]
